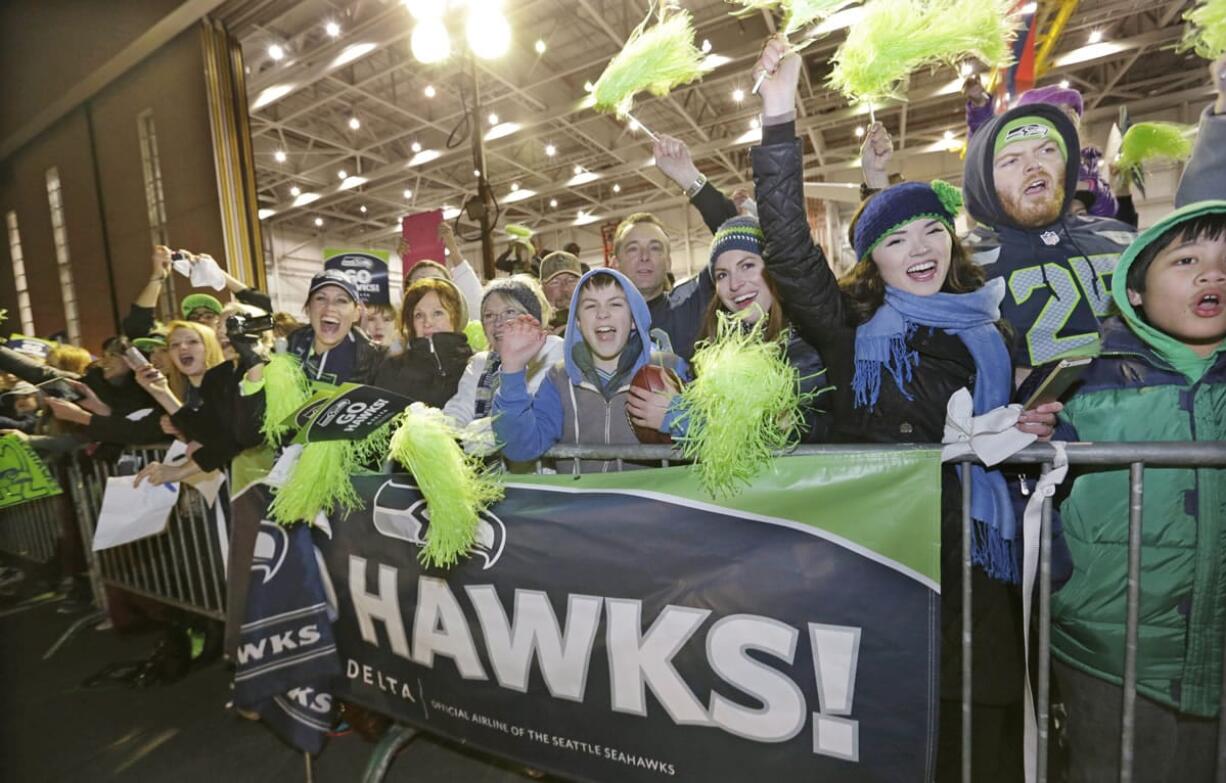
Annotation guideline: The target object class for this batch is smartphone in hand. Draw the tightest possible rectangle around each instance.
[1023,357,1093,410]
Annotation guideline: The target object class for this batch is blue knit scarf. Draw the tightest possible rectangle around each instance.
[853,278,1021,583]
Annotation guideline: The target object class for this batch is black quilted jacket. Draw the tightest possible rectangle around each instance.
[752,128,1022,707]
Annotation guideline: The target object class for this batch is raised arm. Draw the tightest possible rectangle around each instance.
[1175,56,1226,207]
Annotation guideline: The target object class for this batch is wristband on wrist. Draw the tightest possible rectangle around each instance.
[684,173,708,199]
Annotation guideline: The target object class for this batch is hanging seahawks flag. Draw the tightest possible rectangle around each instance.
[0,434,62,509]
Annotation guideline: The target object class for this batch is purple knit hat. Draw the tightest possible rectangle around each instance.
[1017,85,1084,118]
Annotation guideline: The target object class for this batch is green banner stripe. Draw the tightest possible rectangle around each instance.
[507,451,942,584]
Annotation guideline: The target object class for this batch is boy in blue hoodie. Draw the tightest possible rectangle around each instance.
[1050,201,1226,781]
[493,268,688,473]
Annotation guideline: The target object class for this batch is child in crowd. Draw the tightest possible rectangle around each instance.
[1051,201,1226,782]
[751,36,1058,781]
[624,215,832,443]
[360,301,401,353]
[0,381,43,434]
[493,268,688,473]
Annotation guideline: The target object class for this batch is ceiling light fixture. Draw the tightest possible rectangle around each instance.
[545,143,557,157]
[348,116,361,130]
[411,19,451,63]
[1088,29,1104,44]
[314,217,324,227]
[488,112,499,126]
[612,183,621,193]
[290,185,302,197]
[325,21,341,38]
[732,88,745,103]
[411,140,423,153]
[549,198,558,208]
[423,84,436,98]
[274,149,287,163]
[466,1,511,59]
[534,39,546,55]
[403,189,414,199]
[337,169,348,179]
[359,205,367,214]
[267,44,285,61]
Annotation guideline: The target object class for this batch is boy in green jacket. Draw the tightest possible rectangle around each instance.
[1051,201,1226,781]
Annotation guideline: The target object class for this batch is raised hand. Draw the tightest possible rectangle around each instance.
[652,135,702,191]
[438,221,462,267]
[498,314,547,373]
[134,364,170,395]
[754,34,801,118]
[860,122,893,189]
[46,397,91,426]
[67,380,110,416]
[152,245,172,279]
[962,74,989,107]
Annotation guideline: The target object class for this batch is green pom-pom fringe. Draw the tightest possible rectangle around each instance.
[388,404,504,569]
[260,352,312,448]
[726,0,859,35]
[828,0,1018,104]
[268,440,363,525]
[464,320,489,353]
[1180,0,1226,60]
[505,223,534,239]
[931,179,964,216]
[1117,122,1194,176]
[677,311,808,498]
[592,7,712,118]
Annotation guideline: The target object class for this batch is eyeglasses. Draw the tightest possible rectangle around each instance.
[481,308,526,326]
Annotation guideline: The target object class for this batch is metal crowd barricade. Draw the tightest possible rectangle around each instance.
[522,441,1226,783]
[10,437,1221,783]
[67,444,229,623]
[0,457,75,565]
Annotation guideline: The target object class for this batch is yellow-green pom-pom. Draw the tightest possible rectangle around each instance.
[464,320,489,353]
[677,312,808,498]
[592,7,712,118]
[931,179,963,216]
[1117,122,1195,176]
[388,404,504,568]
[268,440,363,525]
[260,352,312,448]
[1180,0,1226,59]
[505,224,534,240]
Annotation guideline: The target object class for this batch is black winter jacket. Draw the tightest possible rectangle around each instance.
[172,361,263,472]
[368,333,473,409]
[753,128,1022,705]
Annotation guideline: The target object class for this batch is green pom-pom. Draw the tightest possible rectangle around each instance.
[269,440,362,525]
[505,224,534,240]
[931,179,963,216]
[261,352,312,448]
[592,7,713,118]
[1117,122,1195,177]
[677,312,808,498]
[828,0,1018,103]
[1180,0,1226,59]
[388,404,504,568]
[464,320,489,353]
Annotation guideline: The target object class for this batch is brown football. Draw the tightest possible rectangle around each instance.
[627,364,684,445]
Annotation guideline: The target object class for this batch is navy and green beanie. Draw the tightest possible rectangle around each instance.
[853,180,964,263]
[709,216,765,269]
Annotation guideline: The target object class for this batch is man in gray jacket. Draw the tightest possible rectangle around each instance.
[1175,55,1226,207]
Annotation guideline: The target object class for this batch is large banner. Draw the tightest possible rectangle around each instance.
[305,452,942,781]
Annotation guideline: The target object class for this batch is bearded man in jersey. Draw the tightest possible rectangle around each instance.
[963,103,1135,371]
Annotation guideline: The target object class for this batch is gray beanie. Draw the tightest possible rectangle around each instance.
[481,278,544,323]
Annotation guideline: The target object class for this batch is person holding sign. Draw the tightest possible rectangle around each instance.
[368,278,473,409]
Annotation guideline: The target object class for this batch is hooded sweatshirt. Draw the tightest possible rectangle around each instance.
[493,268,689,468]
[963,103,1136,367]
[1175,105,1226,208]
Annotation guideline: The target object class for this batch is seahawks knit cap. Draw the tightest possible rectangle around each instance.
[994,116,1069,160]
[481,277,544,323]
[853,180,964,262]
[709,216,765,269]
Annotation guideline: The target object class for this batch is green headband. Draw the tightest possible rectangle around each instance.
[994,116,1068,161]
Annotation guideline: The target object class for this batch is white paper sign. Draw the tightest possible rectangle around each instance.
[92,477,180,551]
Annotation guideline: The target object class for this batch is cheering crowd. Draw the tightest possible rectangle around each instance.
[2,36,1225,782]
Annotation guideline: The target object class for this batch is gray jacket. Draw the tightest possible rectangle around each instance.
[1176,105,1226,207]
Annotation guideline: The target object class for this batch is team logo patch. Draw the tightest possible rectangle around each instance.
[252,520,290,584]
[1004,123,1050,144]
[371,480,507,569]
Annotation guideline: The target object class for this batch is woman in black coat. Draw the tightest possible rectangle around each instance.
[368,277,473,408]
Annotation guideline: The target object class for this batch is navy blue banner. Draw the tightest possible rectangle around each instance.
[313,454,941,781]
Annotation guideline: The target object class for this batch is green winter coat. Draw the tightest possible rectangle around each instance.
[1052,201,1226,716]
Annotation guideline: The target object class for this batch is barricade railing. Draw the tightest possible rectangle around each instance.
[67,444,228,623]
[8,439,1222,783]
[0,457,75,565]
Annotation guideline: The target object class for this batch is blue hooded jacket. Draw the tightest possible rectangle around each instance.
[494,268,686,461]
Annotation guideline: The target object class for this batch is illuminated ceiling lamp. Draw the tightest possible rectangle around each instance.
[411,19,451,63]
[466,0,511,59]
